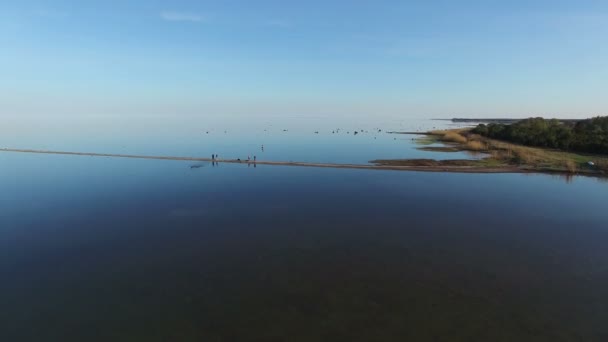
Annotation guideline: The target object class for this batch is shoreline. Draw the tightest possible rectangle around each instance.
[393,128,608,178]
[3,131,607,178]
[0,147,549,175]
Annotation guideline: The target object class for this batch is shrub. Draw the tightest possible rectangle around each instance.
[465,140,486,151]
[513,148,538,164]
[472,124,488,135]
[467,134,484,142]
[442,132,467,144]
[472,116,608,155]
[490,150,503,160]
[565,160,578,173]
[596,160,608,172]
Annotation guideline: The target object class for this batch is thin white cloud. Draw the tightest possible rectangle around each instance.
[160,11,205,23]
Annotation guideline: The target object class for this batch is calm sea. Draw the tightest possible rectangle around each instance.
[1,119,607,341]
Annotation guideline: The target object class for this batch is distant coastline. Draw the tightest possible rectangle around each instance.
[433,118,584,124]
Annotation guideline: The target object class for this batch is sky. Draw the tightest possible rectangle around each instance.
[1,0,608,125]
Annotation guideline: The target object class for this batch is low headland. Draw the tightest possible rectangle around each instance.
[380,116,608,178]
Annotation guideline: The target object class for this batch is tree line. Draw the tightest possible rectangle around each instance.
[471,116,608,154]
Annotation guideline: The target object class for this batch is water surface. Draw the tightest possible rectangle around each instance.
[0,118,476,164]
[1,151,607,341]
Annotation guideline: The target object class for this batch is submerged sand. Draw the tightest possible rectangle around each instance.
[0,148,522,174]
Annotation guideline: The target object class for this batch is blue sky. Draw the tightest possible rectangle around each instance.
[1,0,607,122]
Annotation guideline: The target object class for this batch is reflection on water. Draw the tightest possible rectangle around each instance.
[0,119,478,165]
[1,152,608,341]
[521,172,608,185]
[554,173,575,184]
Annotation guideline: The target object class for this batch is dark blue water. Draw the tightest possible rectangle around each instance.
[1,152,608,341]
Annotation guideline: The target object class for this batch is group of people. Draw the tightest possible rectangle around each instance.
[211,144,264,165]
[211,154,220,166]
[236,155,257,163]
[212,154,257,163]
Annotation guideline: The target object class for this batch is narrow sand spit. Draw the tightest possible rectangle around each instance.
[0,148,523,174]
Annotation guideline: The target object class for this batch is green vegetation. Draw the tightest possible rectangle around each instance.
[472,116,608,154]
[388,121,608,177]
[403,127,608,177]
[463,130,605,174]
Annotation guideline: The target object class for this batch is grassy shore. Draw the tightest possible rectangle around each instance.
[379,129,608,177]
